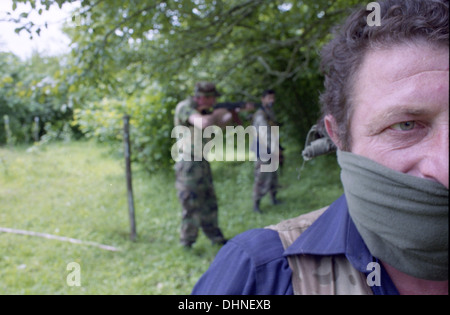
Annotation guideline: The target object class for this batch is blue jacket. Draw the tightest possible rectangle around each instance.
[192,194,399,295]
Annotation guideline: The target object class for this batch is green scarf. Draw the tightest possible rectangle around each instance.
[337,150,448,281]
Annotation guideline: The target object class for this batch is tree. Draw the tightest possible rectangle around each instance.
[0,52,75,144]
[9,0,360,169]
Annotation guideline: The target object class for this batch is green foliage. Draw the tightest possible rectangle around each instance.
[73,84,176,171]
[0,52,77,144]
[6,0,362,170]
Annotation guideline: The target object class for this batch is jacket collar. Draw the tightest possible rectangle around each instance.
[283,194,373,273]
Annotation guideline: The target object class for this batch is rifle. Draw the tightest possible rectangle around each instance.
[213,102,261,111]
[212,102,261,124]
[213,101,245,110]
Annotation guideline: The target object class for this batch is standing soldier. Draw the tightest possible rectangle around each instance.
[173,82,232,248]
[251,89,281,213]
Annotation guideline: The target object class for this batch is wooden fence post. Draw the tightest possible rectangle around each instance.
[123,115,137,241]
[33,116,40,142]
[3,115,13,147]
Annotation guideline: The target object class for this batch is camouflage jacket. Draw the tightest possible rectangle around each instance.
[174,97,208,161]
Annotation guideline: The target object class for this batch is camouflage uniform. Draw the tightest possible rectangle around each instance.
[252,106,279,209]
[174,95,226,247]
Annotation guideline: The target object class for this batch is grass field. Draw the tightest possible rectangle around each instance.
[0,140,343,294]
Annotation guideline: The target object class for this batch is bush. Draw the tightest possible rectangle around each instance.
[0,53,75,145]
[73,84,176,172]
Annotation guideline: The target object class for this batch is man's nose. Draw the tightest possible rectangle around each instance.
[420,126,449,188]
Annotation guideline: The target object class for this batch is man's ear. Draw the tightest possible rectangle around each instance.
[323,114,342,150]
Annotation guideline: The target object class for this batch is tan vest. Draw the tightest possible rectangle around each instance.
[266,207,373,295]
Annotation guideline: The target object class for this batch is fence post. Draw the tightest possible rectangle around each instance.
[123,115,137,241]
[33,116,40,142]
[3,115,13,147]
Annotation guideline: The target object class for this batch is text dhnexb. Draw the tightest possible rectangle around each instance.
[222,299,270,310]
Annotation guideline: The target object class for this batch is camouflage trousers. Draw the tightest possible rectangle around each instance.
[253,159,278,202]
[174,159,225,246]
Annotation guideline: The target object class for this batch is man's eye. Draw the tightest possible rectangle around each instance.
[390,121,416,131]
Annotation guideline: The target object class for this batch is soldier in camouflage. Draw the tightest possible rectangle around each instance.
[173,82,232,248]
[251,89,281,213]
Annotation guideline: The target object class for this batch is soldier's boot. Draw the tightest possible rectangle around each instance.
[253,199,262,213]
[203,224,227,246]
[271,192,282,205]
[208,230,228,246]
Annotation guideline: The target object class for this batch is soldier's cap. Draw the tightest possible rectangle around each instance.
[194,82,221,97]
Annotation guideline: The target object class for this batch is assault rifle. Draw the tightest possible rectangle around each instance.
[212,102,260,124]
[213,102,261,111]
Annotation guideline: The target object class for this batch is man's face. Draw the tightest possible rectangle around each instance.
[261,93,275,107]
[349,42,449,188]
[195,95,216,110]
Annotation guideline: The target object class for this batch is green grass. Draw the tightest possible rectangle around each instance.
[0,140,343,294]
